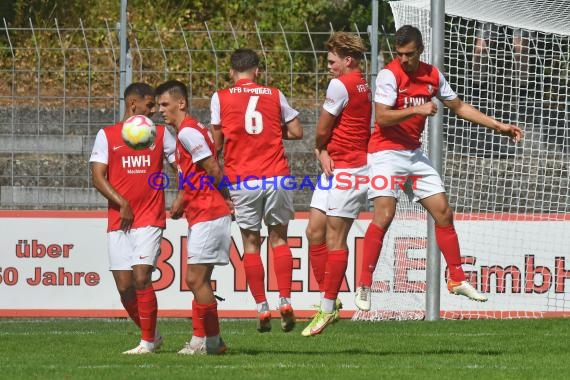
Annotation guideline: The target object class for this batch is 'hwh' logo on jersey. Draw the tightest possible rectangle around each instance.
[403,96,429,108]
[122,155,151,168]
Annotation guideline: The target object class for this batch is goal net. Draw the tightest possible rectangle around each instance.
[354,0,570,320]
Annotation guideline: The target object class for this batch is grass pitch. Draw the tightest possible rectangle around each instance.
[1,317,568,379]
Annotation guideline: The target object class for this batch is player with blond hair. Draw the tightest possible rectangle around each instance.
[302,32,371,336]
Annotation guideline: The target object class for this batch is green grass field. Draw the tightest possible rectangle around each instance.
[1,317,568,379]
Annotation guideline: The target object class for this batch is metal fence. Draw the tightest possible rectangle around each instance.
[0,19,392,210]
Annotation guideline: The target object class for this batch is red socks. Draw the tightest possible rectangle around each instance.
[243,253,267,303]
[360,223,387,287]
[193,300,219,337]
[136,286,157,342]
[323,249,348,300]
[435,224,466,282]
[309,243,328,291]
[272,245,293,298]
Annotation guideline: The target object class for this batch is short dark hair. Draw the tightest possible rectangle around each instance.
[154,80,189,104]
[395,25,424,50]
[124,82,154,100]
[230,48,260,72]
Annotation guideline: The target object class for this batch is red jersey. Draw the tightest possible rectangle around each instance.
[103,123,167,231]
[213,78,296,183]
[324,71,371,168]
[176,115,230,227]
[368,60,440,152]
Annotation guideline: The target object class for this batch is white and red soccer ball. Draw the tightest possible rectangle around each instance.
[121,115,156,150]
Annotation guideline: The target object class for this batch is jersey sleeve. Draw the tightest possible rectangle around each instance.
[178,128,213,163]
[436,70,458,101]
[322,78,349,117]
[278,90,300,123]
[89,129,108,164]
[210,92,221,125]
[374,69,398,106]
[162,127,177,163]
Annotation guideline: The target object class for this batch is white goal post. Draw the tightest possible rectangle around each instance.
[354,0,570,320]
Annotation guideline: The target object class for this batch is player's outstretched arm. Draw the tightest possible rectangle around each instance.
[443,97,523,143]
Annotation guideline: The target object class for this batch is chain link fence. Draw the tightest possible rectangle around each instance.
[0,19,392,210]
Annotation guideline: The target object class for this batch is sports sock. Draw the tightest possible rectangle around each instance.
[272,244,293,299]
[121,295,141,328]
[435,224,467,282]
[309,243,328,291]
[136,286,157,342]
[323,249,349,301]
[201,301,220,337]
[243,253,267,304]
[360,223,386,287]
[192,299,206,338]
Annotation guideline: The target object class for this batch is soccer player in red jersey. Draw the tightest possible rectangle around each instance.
[155,80,231,355]
[355,25,523,311]
[301,32,372,336]
[90,82,176,354]
[211,48,303,333]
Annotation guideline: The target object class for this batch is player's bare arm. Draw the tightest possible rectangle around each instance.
[170,190,185,220]
[91,162,134,231]
[315,109,338,176]
[315,109,337,149]
[444,97,524,143]
[317,148,335,177]
[282,117,303,140]
[211,124,225,155]
[375,101,437,127]
[198,155,234,214]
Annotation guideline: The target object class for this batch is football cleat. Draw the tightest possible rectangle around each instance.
[332,298,343,321]
[206,336,227,355]
[279,297,296,332]
[122,343,154,355]
[178,337,206,355]
[301,310,336,337]
[257,303,272,333]
[448,280,488,302]
[154,332,163,351]
[354,286,371,311]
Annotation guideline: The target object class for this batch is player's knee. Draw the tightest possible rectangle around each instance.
[305,224,325,245]
[185,273,206,292]
[118,286,136,301]
[372,209,395,229]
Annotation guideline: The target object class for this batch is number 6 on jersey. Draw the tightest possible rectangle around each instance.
[245,96,263,134]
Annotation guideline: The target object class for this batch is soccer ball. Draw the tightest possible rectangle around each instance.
[121,115,156,150]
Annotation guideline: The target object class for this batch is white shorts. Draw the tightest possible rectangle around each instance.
[230,176,294,231]
[367,149,445,201]
[187,215,231,265]
[107,226,163,270]
[310,165,368,219]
